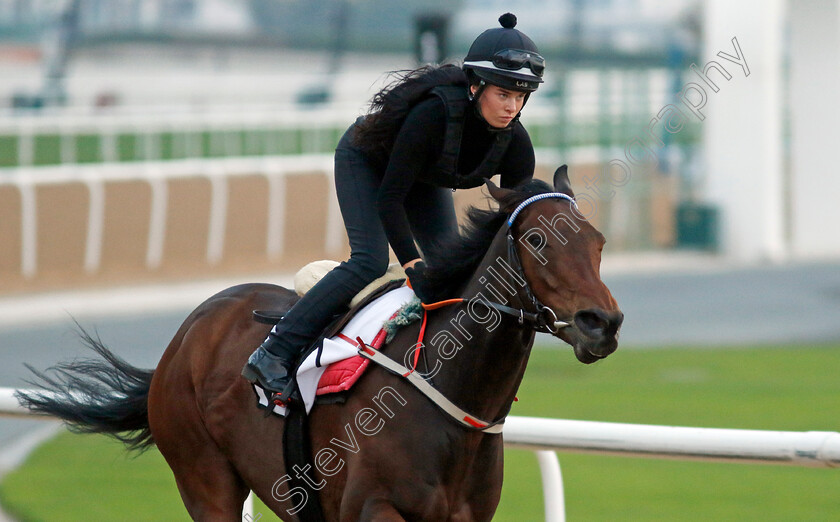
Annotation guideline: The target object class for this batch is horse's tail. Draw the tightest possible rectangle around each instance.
[15,326,155,452]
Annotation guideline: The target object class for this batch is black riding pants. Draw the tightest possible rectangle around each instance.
[265,122,459,357]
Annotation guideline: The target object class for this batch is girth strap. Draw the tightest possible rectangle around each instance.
[282,408,327,521]
[357,340,505,434]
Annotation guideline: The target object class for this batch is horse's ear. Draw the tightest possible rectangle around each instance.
[485,178,515,204]
[553,165,574,197]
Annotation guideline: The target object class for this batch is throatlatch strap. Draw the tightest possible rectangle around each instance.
[357,339,504,434]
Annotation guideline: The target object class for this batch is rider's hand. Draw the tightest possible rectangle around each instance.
[404,261,436,304]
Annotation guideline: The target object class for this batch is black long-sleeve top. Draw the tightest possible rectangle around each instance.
[370,96,535,265]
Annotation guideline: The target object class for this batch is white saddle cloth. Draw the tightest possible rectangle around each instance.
[253,285,416,416]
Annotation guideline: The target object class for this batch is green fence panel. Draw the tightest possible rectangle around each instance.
[199,131,212,158]
[230,131,246,157]
[205,130,222,158]
[159,132,175,160]
[0,119,704,167]
[528,125,542,148]
[117,133,138,162]
[539,124,567,149]
[186,131,203,158]
[0,135,18,167]
[33,134,61,166]
[675,122,701,145]
[242,129,263,156]
[275,129,300,155]
[266,129,280,156]
[330,127,343,150]
[319,127,341,152]
[76,134,101,163]
[168,132,185,160]
[261,129,277,156]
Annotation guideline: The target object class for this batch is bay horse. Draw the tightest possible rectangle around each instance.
[17,166,622,521]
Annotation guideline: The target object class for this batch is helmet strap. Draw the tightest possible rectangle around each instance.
[469,79,487,102]
[470,80,494,128]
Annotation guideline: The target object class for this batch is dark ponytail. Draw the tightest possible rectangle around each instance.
[352,64,469,155]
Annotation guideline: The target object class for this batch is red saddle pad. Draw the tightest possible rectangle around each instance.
[315,327,389,395]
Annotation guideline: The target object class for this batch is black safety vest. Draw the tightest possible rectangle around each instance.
[425,85,515,189]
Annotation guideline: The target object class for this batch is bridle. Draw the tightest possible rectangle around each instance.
[359,191,581,434]
[485,192,578,335]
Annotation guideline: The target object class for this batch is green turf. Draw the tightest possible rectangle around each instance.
[0,432,185,521]
[497,344,840,521]
[1,344,838,521]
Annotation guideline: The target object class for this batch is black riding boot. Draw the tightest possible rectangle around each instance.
[241,329,301,401]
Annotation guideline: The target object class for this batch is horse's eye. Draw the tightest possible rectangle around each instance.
[527,235,542,248]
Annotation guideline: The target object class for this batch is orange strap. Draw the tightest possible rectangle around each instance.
[404,297,465,377]
[421,298,465,310]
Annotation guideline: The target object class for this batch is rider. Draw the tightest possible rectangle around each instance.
[242,13,546,402]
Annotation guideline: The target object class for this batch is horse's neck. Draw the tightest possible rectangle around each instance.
[431,227,536,423]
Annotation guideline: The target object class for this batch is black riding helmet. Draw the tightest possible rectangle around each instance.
[462,13,545,95]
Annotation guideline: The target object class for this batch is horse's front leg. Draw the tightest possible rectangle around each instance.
[354,498,406,521]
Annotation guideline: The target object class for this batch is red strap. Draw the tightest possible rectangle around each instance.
[403,298,464,377]
[404,310,428,377]
[462,416,488,428]
[358,297,463,378]
[337,333,359,347]
[356,336,376,356]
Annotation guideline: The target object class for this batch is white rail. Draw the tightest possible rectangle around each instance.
[0,387,33,419]
[2,388,838,522]
[0,155,337,278]
[504,416,840,468]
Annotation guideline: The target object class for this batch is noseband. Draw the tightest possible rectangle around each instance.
[486,192,578,334]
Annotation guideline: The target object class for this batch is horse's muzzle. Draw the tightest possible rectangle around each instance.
[571,308,624,363]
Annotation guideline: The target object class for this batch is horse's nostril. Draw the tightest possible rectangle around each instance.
[574,310,607,338]
[574,309,622,338]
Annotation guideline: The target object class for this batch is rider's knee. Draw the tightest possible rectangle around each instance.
[347,252,389,281]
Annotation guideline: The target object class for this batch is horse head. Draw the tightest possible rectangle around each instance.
[487,165,623,363]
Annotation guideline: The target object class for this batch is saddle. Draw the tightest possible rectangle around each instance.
[251,262,412,412]
[253,277,407,351]
[253,261,407,329]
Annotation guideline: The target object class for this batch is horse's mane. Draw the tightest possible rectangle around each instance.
[424,179,554,298]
